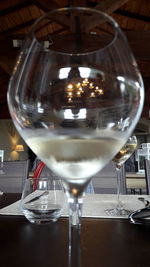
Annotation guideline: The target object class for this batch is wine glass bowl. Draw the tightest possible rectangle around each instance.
[8,8,144,188]
[7,7,144,266]
[113,136,137,167]
[106,135,138,216]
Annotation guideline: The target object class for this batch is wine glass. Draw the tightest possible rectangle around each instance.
[106,135,137,216]
[7,7,144,267]
[21,177,65,224]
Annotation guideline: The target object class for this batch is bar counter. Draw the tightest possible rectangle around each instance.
[0,194,150,267]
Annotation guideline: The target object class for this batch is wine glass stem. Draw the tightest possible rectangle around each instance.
[116,165,123,210]
[68,197,83,267]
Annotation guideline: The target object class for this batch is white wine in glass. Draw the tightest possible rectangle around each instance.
[110,136,138,215]
[7,7,144,267]
[113,142,137,167]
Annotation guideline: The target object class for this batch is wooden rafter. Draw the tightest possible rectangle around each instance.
[0,29,149,76]
[32,0,61,12]
[85,0,129,30]
[0,0,29,11]
[0,0,31,17]
[0,36,18,75]
[94,0,129,13]
[32,0,71,31]
[115,9,150,23]
[0,0,149,121]
[125,31,150,61]
[2,19,38,36]
[137,60,150,78]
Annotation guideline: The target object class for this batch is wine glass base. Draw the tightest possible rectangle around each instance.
[105,207,132,216]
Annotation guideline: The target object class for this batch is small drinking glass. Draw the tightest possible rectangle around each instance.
[21,177,64,224]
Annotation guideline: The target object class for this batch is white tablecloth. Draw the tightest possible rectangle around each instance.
[0,194,148,219]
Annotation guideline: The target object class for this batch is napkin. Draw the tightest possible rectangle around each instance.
[0,200,22,216]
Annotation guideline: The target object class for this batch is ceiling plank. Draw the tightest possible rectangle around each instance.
[125,31,150,60]
[115,9,150,23]
[32,0,61,12]
[70,0,86,6]
[32,0,71,29]
[0,36,18,74]
[137,60,150,78]
[2,18,37,35]
[0,0,29,10]
[0,104,10,119]
[0,0,31,17]
[0,30,149,67]
[0,62,13,75]
[85,0,129,30]
[95,0,129,13]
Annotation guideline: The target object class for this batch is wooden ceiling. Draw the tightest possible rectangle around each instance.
[0,0,150,124]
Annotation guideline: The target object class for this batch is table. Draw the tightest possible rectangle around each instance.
[0,194,150,267]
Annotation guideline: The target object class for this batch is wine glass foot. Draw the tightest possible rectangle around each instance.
[105,207,132,216]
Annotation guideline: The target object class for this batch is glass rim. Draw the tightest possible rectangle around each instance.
[26,6,121,56]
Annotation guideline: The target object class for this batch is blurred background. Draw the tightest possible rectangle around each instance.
[0,0,149,172]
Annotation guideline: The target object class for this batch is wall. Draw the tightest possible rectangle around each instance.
[0,119,28,161]
[147,134,150,143]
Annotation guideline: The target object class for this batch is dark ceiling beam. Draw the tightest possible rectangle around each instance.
[32,0,71,29]
[0,1,66,36]
[0,36,18,74]
[141,105,150,119]
[0,91,7,104]
[0,50,17,75]
[69,0,86,6]
[0,104,10,119]
[137,60,150,78]
[0,0,29,10]
[94,0,129,13]
[115,9,150,22]
[85,0,129,30]
[0,29,149,62]
[0,61,13,75]
[0,0,31,17]
[32,0,61,12]
[2,18,37,35]
[125,31,150,60]
[8,26,66,41]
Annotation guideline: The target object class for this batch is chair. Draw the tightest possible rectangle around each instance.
[33,161,95,193]
[144,159,150,194]
[92,161,126,194]
[0,160,29,193]
[33,161,58,180]
[34,161,127,195]
[0,150,4,163]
